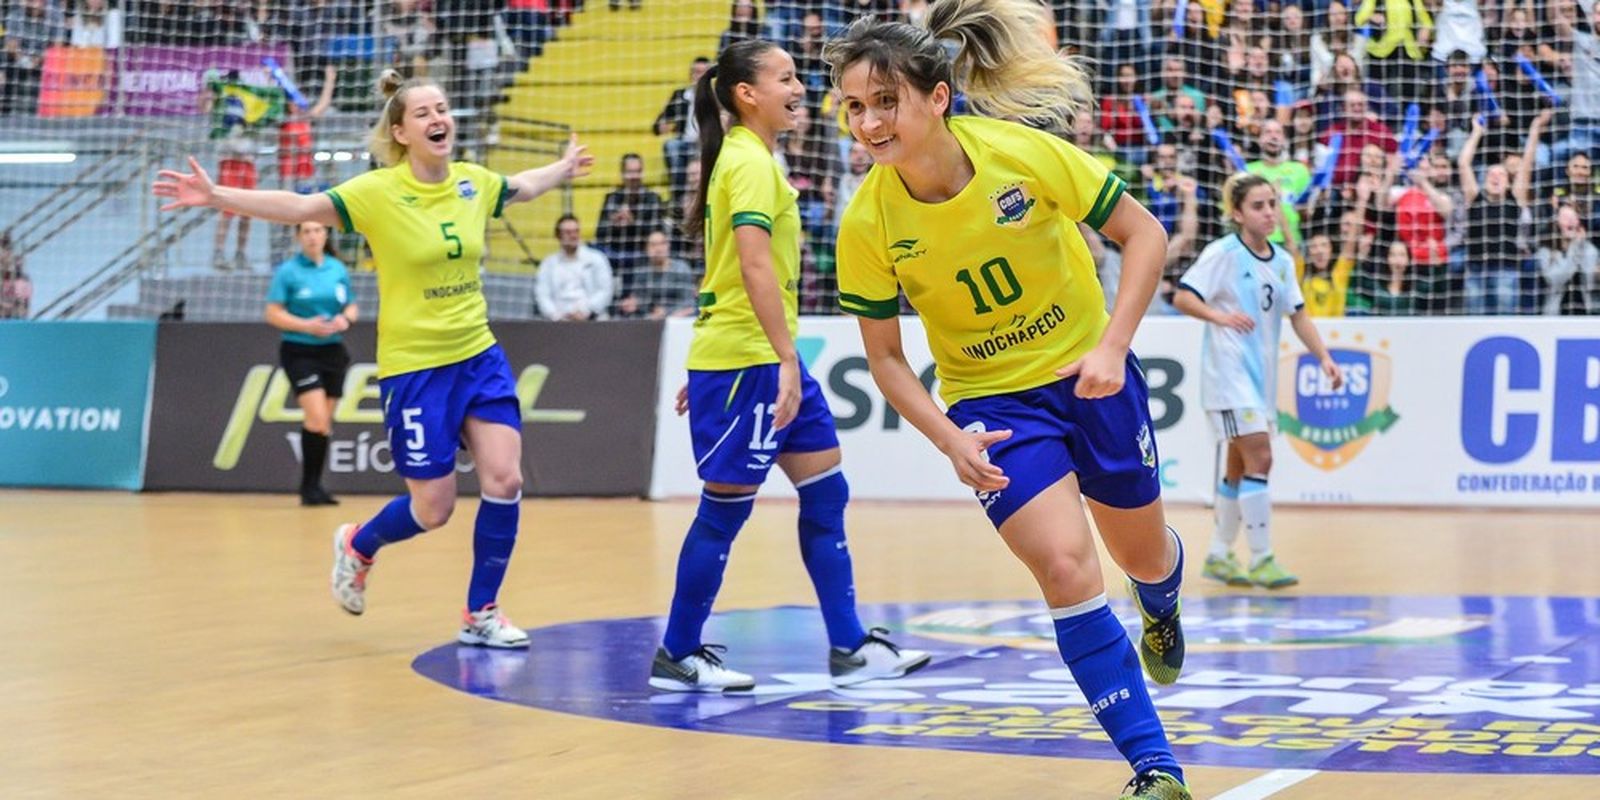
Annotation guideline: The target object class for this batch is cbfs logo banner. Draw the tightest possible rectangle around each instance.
[0,321,157,489]
[1277,333,1399,472]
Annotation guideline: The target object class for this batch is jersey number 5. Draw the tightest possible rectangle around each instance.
[955,257,1023,314]
[441,222,463,260]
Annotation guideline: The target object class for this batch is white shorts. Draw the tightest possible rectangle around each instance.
[1208,407,1276,440]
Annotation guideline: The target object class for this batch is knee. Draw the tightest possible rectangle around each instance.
[1243,449,1273,476]
[479,460,524,500]
[1038,551,1098,600]
[411,497,455,530]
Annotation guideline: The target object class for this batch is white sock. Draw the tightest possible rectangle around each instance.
[1239,475,1272,567]
[1209,479,1241,559]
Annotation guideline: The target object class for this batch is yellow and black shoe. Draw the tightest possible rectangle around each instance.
[1118,770,1192,800]
[1127,578,1185,686]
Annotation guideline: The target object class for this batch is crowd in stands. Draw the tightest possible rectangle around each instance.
[4,1,1599,319]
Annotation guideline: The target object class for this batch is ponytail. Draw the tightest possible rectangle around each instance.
[824,0,1089,132]
[686,39,779,239]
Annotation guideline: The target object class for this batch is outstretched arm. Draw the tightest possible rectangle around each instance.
[505,133,595,206]
[153,156,339,227]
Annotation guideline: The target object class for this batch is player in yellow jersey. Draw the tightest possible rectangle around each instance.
[154,69,594,648]
[826,2,1190,798]
[649,39,930,693]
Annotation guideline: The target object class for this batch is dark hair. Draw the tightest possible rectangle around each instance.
[621,152,643,166]
[821,0,1089,132]
[687,38,780,238]
[555,213,580,236]
[296,220,339,260]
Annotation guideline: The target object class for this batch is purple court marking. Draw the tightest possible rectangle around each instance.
[415,595,1600,774]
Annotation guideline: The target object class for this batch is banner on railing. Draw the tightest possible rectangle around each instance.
[144,322,663,496]
[38,46,111,118]
[0,321,155,490]
[651,317,1600,508]
[116,45,289,116]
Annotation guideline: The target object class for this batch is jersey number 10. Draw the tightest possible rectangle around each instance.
[955,257,1023,314]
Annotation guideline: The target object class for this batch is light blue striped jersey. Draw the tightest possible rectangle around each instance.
[1178,234,1304,411]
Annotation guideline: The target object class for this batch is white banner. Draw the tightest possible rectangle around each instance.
[651,316,1600,508]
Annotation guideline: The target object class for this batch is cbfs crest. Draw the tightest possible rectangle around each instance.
[990,183,1036,228]
[1276,337,1399,470]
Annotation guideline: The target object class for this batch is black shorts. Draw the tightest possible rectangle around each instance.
[279,341,351,397]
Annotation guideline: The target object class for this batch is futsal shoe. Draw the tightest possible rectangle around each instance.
[1201,553,1251,586]
[457,605,530,649]
[1119,770,1192,800]
[830,627,932,687]
[1128,579,1185,685]
[649,645,756,692]
[1248,554,1300,590]
[330,523,371,615]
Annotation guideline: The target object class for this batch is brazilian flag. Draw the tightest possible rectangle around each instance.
[208,78,286,138]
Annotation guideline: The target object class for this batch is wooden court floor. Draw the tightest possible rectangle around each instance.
[1,489,1595,799]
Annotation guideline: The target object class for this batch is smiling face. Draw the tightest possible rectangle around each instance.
[838,60,950,167]
[734,47,807,137]
[391,85,454,165]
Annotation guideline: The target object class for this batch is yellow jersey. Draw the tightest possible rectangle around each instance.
[326,161,508,377]
[837,115,1126,405]
[686,125,802,371]
[1299,256,1355,318]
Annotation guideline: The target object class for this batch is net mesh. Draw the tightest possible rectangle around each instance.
[0,0,1594,320]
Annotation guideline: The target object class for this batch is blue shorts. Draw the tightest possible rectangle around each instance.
[687,363,840,485]
[946,353,1162,528]
[379,344,521,480]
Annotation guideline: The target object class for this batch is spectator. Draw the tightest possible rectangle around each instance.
[1149,56,1207,122]
[1356,0,1435,105]
[791,11,828,94]
[1273,4,1314,90]
[617,230,697,319]
[1390,151,1455,313]
[126,0,188,45]
[1494,4,1537,65]
[1095,0,1152,75]
[3,0,66,116]
[1355,241,1421,315]
[383,0,438,74]
[1431,0,1487,63]
[1325,88,1397,187]
[1311,1,1368,89]
[1301,193,1370,318]
[1248,119,1313,246]
[536,215,614,321]
[1538,204,1600,314]
[655,57,712,197]
[718,0,761,54]
[779,102,840,238]
[0,233,30,320]
[833,139,871,232]
[1460,111,1538,314]
[596,152,666,273]
[1556,1,1600,165]
[69,0,123,48]
[1288,100,1321,164]
[1099,63,1146,154]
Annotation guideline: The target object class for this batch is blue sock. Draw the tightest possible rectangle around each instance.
[467,493,520,611]
[350,494,427,559]
[796,468,868,650]
[662,489,755,659]
[1053,596,1183,783]
[1132,526,1184,620]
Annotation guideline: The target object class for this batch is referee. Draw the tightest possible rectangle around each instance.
[264,220,358,506]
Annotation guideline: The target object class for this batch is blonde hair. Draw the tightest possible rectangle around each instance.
[368,69,444,167]
[1221,171,1274,222]
[824,0,1090,132]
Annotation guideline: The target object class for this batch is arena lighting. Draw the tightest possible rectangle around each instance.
[0,152,77,165]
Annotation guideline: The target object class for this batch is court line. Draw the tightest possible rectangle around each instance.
[1212,769,1320,800]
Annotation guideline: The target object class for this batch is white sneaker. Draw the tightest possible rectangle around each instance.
[830,627,932,687]
[458,605,530,649]
[648,645,756,692]
[330,523,371,615]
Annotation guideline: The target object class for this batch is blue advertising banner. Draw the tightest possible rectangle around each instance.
[0,322,156,489]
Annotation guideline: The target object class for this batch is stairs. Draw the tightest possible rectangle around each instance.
[488,0,725,267]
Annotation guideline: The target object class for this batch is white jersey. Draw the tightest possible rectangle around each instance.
[1179,234,1304,411]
